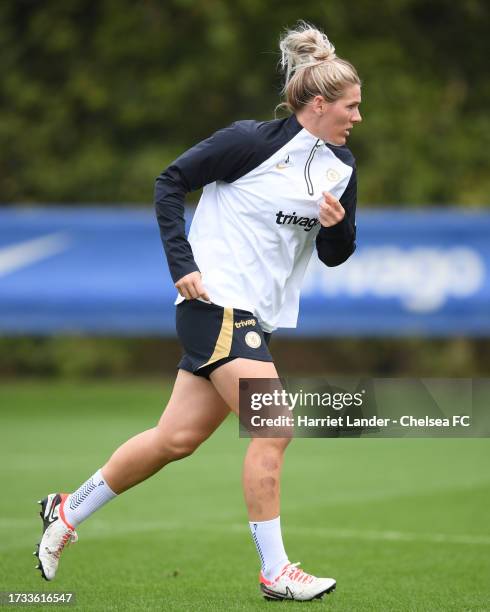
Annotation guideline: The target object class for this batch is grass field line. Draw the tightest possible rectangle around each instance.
[276,525,490,546]
[86,521,490,546]
[3,518,490,548]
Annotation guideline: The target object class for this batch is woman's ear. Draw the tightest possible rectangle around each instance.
[311,95,328,115]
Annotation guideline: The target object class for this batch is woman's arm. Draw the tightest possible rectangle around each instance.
[315,166,357,267]
[154,123,256,285]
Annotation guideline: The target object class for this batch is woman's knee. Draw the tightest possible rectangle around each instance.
[153,427,202,462]
[250,436,291,455]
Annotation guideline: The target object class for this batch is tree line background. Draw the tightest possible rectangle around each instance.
[1,0,489,378]
[1,0,489,207]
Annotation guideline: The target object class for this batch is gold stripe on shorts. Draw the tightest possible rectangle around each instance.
[201,307,234,367]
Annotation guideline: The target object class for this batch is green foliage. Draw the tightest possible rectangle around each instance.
[0,336,488,379]
[0,0,489,205]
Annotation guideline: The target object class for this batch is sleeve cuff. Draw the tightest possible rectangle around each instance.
[317,216,355,242]
[170,261,200,284]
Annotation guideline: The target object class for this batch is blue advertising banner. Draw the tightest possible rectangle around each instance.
[0,207,488,336]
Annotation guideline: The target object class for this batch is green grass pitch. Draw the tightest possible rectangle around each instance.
[1,380,489,611]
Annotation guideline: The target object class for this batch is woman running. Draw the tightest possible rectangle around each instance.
[35,22,362,602]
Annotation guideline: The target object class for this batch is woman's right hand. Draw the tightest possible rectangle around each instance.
[175,271,210,301]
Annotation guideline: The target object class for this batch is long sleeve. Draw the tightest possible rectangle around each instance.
[154,122,257,284]
[315,165,357,267]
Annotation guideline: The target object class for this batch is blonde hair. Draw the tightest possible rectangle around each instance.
[278,21,361,113]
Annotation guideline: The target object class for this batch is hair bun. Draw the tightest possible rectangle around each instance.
[276,21,360,114]
[279,21,336,80]
[311,47,336,62]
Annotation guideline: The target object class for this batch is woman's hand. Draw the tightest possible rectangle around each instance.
[175,271,210,301]
[319,191,345,227]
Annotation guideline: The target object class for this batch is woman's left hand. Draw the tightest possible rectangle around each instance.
[319,191,345,227]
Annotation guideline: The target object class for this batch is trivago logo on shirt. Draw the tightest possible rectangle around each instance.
[275,211,319,232]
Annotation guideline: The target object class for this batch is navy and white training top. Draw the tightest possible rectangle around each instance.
[154,113,357,332]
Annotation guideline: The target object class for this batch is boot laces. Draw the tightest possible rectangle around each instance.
[284,562,314,584]
[50,530,76,560]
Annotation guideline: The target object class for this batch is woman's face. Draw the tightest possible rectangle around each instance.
[319,84,362,146]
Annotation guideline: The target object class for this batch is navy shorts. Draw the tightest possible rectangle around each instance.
[176,300,273,379]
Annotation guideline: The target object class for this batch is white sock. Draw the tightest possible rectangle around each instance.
[63,469,116,527]
[249,516,289,580]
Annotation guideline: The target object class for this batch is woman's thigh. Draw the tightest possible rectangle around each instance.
[210,359,292,447]
[156,369,231,447]
[209,358,279,416]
